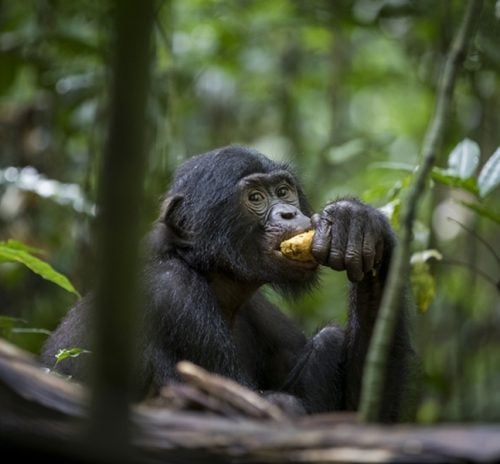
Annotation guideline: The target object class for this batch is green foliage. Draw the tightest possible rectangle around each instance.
[430,139,500,231]
[447,138,480,180]
[431,168,479,194]
[378,198,401,229]
[416,397,441,424]
[0,315,25,335]
[432,139,500,201]
[54,347,91,366]
[478,147,500,198]
[0,0,499,422]
[0,240,80,297]
[459,200,500,225]
[0,315,51,342]
[410,250,442,313]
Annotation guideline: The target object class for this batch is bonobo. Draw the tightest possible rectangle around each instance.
[41,145,415,420]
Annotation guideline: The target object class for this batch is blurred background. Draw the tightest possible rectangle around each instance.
[0,0,499,422]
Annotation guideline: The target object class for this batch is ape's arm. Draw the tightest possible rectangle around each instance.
[312,198,416,421]
[234,293,308,390]
[345,270,415,421]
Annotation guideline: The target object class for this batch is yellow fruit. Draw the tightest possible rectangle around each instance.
[279,230,315,262]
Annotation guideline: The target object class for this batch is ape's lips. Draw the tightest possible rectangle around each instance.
[273,249,318,270]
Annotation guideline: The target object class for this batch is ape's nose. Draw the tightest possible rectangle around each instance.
[279,209,296,220]
[269,204,311,230]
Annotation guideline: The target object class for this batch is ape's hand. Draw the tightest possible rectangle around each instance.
[311,199,394,282]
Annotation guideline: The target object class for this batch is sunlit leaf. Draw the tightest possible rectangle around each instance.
[0,167,95,216]
[478,147,500,198]
[54,347,91,365]
[410,249,443,264]
[3,239,43,255]
[447,138,480,179]
[0,241,80,297]
[431,168,479,195]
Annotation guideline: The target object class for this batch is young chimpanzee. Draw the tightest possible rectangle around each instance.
[41,145,415,420]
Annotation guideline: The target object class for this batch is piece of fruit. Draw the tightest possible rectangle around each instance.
[279,230,315,262]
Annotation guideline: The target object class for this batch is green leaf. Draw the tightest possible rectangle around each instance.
[431,168,479,195]
[0,241,80,297]
[478,147,500,198]
[378,199,401,230]
[447,138,480,179]
[0,316,26,330]
[410,250,442,312]
[3,239,44,255]
[0,316,50,338]
[417,398,440,424]
[410,261,437,313]
[460,201,500,225]
[54,347,91,365]
[410,249,443,264]
[11,327,52,336]
[369,161,416,172]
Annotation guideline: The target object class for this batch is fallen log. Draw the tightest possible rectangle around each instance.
[1,338,499,463]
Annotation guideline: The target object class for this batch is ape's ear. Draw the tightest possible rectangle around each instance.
[158,194,191,248]
[159,194,184,224]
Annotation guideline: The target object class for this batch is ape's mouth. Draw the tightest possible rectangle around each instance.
[274,249,318,270]
[278,227,312,244]
[272,230,318,270]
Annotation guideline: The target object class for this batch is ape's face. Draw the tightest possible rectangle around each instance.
[237,171,318,282]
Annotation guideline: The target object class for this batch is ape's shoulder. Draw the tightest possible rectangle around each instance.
[142,256,209,303]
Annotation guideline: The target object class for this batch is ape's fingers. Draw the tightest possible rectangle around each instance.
[361,229,377,275]
[326,209,349,273]
[311,213,332,265]
[344,217,364,282]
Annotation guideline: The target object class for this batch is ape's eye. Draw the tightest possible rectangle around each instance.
[248,191,265,203]
[277,185,291,198]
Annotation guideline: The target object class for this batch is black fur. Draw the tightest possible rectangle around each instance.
[41,145,415,420]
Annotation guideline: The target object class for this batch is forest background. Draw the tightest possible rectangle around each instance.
[0,0,499,423]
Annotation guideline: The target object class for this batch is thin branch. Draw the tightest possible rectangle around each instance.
[447,216,500,268]
[440,258,499,291]
[175,361,289,421]
[360,0,484,422]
